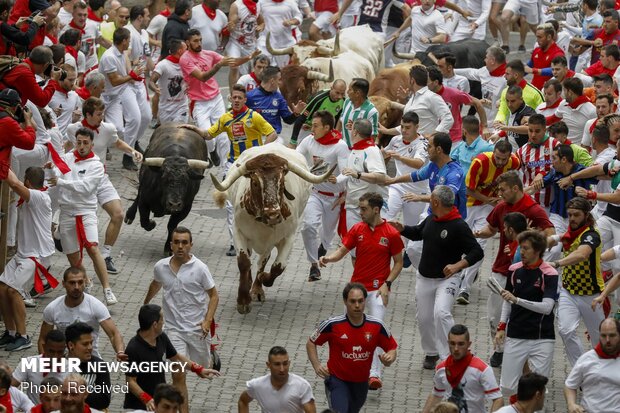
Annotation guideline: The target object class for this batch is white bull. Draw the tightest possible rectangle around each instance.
[210,144,335,314]
[302,51,376,89]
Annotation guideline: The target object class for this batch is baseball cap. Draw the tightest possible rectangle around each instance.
[0,88,21,107]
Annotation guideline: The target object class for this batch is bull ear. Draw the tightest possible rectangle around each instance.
[283,186,295,201]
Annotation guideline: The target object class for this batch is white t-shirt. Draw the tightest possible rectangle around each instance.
[13,354,68,404]
[444,74,470,93]
[100,45,130,97]
[153,255,216,334]
[341,145,387,208]
[260,0,303,48]
[554,100,597,145]
[65,50,86,74]
[57,7,73,27]
[237,73,260,91]
[494,406,519,413]
[384,135,430,193]
[147,13,168,61]
[8,387,34,412]
[17,189,55,259]
[409,6,447,53]
[59,20,100,70]
[246,373,314,413]
[189,5,228,51]
[42,294,111,357]
[297,135,350,193]
[127,24,151,65]
[66,121,119,165]
[153,58,188,120]
[49,89,81,138]
[565,349,620,413]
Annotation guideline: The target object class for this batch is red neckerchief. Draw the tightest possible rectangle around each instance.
[437,85,445,95]
[17,186,47,207]
[81,118,99,134]
[506,240,518,260]
[524,258,543,270]
[46,34,58,44]
[565,138,573,145]
[561,224,590,250]
[243,0,258,15]
[231,105,249,118]
[568,95,591,109]
[65,44,79,61]
[508,193,536,213]
[489,63,506,77]
[75,86,91,100]
[202,3,216,19]
[160,9,171,17]
[433,206,462,222]
[595,343,620,359]
[73,150,95,162]
[30,404,44,413]
[351,138,375,150]
[249,71,261,85]
[316,129,342,145]
[444,351,474,388]
[87,7,102,22]
[83,405,92,413]
[589,118,601,134]
[53,82,70,97]
[566,70,575,79]
[518,79,527,89]
[0,391,14,413]
[542,98,562,111]
[166,55,180,64]
[68,20,86,35]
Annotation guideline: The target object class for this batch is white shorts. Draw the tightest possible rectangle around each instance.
[158,104,189,123]
[339,14,359,29]
[313,11,337,36]
[97,174,121,207]
[167,329,211,368]
[59,212,98,254]
[504,0,541,25]
[0,255,50,292]
[225,41,254,75]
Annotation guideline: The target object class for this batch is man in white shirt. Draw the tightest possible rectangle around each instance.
[147,0,175,62]
[58,1,102,72]
[437,53,470,93]
[49,65,80,141]
[0,368,34,413]
[238,346,316,413]
[189,0,228,51]
[391,0,447,53]
[582,94,613,150]
[449,0,491,42]
[297,111,349,281]
[226,0,265,87]
[565,318,620,413]
[237,54,269,92]
[536,79,564,117]
[149,39,189,123]
[0,168,56,352]
[48,128,117,305]
[38,266,125,359]
[57,0,76,27]
[494,373,548,413]
[258,0,302,67]
[59,29,86,84]
[547,77,597,145]
[66,97,142,276]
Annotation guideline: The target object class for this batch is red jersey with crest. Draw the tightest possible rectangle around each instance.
[342,220,404,290]
[530,42,564,90]
[310,314,398,382]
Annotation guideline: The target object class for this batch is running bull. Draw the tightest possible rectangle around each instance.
[124,123,212,254]
[211,144,335,314]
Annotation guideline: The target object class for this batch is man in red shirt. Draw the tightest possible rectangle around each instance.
[0,88,36,180]
[584,44,620,77]
[8,0,60,49]
[320,191,403,390]
[473,171,555,368]
[576,9,620,64]
[526,25,565,90]
[306,282,398,413]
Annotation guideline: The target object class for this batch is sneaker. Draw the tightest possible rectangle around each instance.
[226,245,236,256]
[501,45,510,54]
[23,297,37,307]
[518,45,526,52]
[54,236,63,252]
[491,39,500,48]
[104,288,118,306]
[30,283,53,298]
[403,251,412,269]
[6,334,32,351]
[0,331,14,348]
[490,351,503,368]
[368,376,383,390]
[210,150,221,167]
[456,291,470,305]
[318,244,327,259]
[423,355,440,370]
[308,265,321,282]
[84,278,93,295]
[122,155,139,171]
[105,257,119,274]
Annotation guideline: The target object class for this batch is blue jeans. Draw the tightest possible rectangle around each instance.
[324,375,369,413]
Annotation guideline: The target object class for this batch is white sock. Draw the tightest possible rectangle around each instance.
[8,330,16,336]
[101,245,112,259]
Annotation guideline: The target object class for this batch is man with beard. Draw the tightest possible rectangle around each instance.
[423,324,503,413]
[565,318,620,413]
[56,374,103,413]
[149,39,189,123]
[495,60,544,126]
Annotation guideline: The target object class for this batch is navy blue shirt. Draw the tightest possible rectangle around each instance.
[246,87,294,134]
[359,0,404,33]
[410,160,467,218]
[543,163,597,218]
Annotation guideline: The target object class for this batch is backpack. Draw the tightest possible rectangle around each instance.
[0,55,25,85]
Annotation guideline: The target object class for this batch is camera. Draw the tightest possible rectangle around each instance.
[13,105,26,123]
[44,64,67,81]
[26,11,41,23]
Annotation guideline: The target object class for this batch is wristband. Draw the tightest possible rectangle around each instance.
[357,172,362,179]
[191,363,204,375]
[385,280,392,290]
[129,70,144,81]
[139,392,152,404]
[497,322,507,331]
[586,190,598,200]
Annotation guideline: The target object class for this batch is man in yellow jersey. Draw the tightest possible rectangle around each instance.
[183,84,277,256]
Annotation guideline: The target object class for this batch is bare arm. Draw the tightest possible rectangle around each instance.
[100,318,125,355]
[144,280,162,304]
[302,400,317,413]
[473,224,498,239]
[422,394,442,413]
[202,287,219,336]
[490,397,504,412]
[306,339,330,378]
[106,71,136,87]
[127,375,155,410]
[554,245,593,267]
[470,97,488,131]
[190,57,235,82]
[148,71,161,94]
[38,322,54,353]
[265,131,278,143]
[238,391,252,413]
[5,169,30,202]
[564,386,585,413]
[319,245,349,266]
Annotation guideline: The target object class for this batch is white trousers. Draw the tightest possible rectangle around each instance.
[450,15,487,42]
[103,86,151,148]
[487,272,507,350]
[598,215,620,274]
[301,191,341,264]
[459,204,493,294]
[500,338,554,397]
[415,273,459,359]
[405,211,429,270]
[192,95,229,162]
[558,288,605,366]
[366,291,387,379]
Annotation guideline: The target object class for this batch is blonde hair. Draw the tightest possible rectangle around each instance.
[431,402,459,413]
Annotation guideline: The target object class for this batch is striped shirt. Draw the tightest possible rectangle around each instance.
[465,152,521,207]
[341,98,379,148]
[542,164,597,218]
[516,136,559,207]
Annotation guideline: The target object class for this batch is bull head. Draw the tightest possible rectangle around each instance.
[143,157,212,170]
[392,42,417,61]
[315,31,341,56]
[305,60,334,82]
[266,32,293,56]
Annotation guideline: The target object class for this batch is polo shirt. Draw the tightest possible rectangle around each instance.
[340,98,379,148]
[411,160,467,217]
[584,60,619,77]
[123,332,178,409]
[179,50,223,102]
[342,144,387,208]
[565,349,620,412]
[99,45,130,97]
[450,136,494,175]
[409,5,446,53]
[246,373,314,413]
[383,134,429,193]
[342,220,404,291]
[590,28,620,63]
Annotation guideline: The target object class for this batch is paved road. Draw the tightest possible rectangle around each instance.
[2,32,582,412]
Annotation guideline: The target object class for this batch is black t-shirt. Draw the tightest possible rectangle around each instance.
[123,331,178,410]
[79,355,111,410]
[505,263,558,340]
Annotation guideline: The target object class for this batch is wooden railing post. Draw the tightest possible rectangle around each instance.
[0,180,10,272]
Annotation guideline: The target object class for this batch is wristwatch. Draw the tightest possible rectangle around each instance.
[385,280,392,290]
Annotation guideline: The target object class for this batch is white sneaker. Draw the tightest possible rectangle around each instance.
[491,39,501,48]
[104,288,117,306]
[23,298,37,308]
[84,278,93,295]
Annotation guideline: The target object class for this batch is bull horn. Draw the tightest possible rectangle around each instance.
[306,61,334,82]
[286,160,337,184]
[332,31,340,56]
[392,42,417,60]
[210,162,247,192]
[142,157,165,167]
[316,45,334,55]
[187,159,212,169]
[266,32,293,56]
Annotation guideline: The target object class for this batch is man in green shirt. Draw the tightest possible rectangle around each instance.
[548,121,593,167]
[495,59,544,124]
[337,78,379,148]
